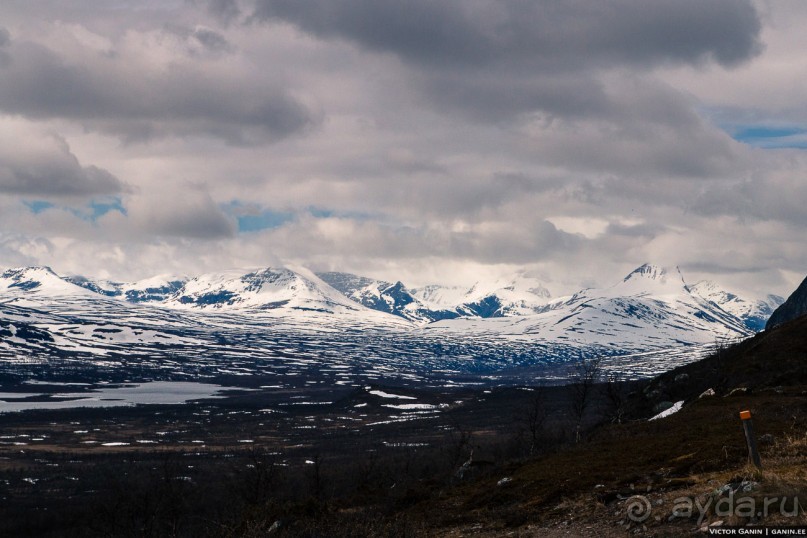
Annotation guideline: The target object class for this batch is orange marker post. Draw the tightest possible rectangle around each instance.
[739,410,762,469]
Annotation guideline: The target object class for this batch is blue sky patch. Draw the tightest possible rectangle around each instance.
[237,211,295,232]
[23,198,126,221]
[88,198,127,219]
[222,202,378,233]
[727,125,807,149]
[24,200,55,214]
[308,207,373,221]
[222,201,295,233]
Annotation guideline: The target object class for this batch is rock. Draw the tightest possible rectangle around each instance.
[653,401,674,414]
[699,388,716,399]
[718,480,759,495]
[715,484,732,496]
[674,373,690,383]
[739,480,758,493]
[759,434,775,445]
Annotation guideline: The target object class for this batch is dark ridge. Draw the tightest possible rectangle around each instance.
[766,274,807,330]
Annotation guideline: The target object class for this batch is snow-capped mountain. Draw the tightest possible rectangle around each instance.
[318,271,554,321]
[0,263,783,387]
[161,267,406,324]
[425,264,753,353]
[451,274,552,317]
[690,280,784,332]
[0,266,95,297]
[65,274,188,303]
[316,272,459,322]
[408,284,470,310]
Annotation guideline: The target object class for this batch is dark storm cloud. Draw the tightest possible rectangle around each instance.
[252,0,762,71]
[0,38,316,145]
[0,133,127,197]
[252,0,762,126]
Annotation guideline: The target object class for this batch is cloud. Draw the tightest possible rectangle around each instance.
[1,0,806,300]
[190,25,233,53]
[127,184,236,239]
[0,26,317,145]
[203,0,243,26]
[252,0,762,71]
[0,121,127,197]
[244,213,585,266]
[249,0,763,176]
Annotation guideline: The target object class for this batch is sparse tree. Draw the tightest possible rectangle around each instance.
[602,371,627,424]
[444,413,474,472]
[569,355,602,443]
[308,453,324,500]
[523,387,547,456]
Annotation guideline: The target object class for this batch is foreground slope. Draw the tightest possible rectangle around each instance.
[392,311,807,536]
[766,273,807,330]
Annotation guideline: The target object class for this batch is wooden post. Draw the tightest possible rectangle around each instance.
[739,410,762,469]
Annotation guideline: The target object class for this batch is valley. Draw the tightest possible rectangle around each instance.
[0,263,800,536]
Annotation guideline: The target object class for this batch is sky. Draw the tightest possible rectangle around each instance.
[0,0,806,298]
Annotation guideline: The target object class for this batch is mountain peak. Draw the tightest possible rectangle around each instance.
[624,264,667,282]
[0,266,92,296]
[3,265,58,277]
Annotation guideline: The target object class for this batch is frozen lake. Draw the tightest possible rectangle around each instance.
[0,381,244,413]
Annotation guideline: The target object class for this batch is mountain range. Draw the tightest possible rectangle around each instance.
[0,263,786,384]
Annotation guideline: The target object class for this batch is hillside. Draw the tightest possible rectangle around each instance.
[404,312,807,535]
[766,274,807,330]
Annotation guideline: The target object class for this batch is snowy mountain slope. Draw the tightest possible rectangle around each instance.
[409,284,470,310]
[0,267,96,297]
[0,263,783,387]
[160,268,412,328]
[453,274,552,317]
[424,264,753,353]
[163,267,355,312]
[65,274,188,303]
[319,271,554,321]
[690,280,784,332]
[316,272,459,323]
